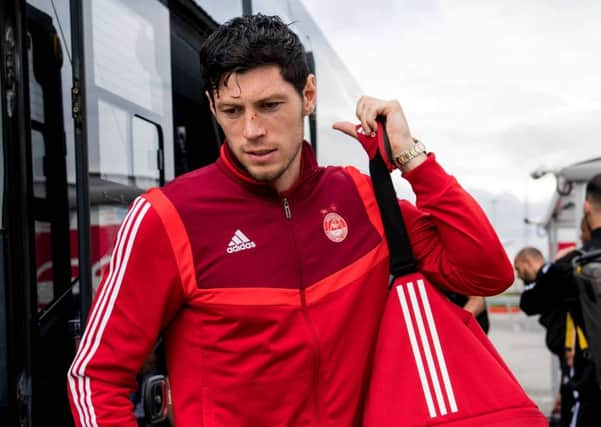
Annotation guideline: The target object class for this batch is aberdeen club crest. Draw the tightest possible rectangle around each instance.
[323,212,348,243]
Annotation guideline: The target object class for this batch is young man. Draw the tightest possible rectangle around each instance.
[68,14,513,426]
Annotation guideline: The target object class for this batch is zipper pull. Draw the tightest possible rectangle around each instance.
[283,198,292,219]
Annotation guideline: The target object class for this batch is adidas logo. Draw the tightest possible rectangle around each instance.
[226,229,257,254]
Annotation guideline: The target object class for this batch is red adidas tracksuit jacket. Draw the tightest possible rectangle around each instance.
[68,142,515,426]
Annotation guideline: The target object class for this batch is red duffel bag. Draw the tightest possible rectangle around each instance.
[363,272,547,426]
[358,119,547,426]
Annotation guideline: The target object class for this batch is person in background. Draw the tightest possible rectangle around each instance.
[515,246,572,425]
[445,293,489,333]
[516,173,601,426]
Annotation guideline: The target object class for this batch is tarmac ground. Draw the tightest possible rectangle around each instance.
[488,311,555,417]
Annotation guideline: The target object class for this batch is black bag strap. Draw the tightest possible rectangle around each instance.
[573,248,601,268]
[369,117,418,278]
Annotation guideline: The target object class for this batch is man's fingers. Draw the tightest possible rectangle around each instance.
[364,105,379,135]
[356,96,373,134]
[332,121,358,139]
[356,96,390,136]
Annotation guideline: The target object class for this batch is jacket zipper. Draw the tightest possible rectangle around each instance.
[282,197,323,424]
[282,197,292,219]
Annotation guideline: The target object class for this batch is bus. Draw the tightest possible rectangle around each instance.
[533,157,601,257]
[0,0,365,424]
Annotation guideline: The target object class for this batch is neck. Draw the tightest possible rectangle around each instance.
[272,142,303,193]
[589,214,601,230]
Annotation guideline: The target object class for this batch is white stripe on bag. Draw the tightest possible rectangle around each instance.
[396,284,437,418]
[417,279,458,413]
[68,197,150,426]
[396,280,460,419]
[407,282,448,415]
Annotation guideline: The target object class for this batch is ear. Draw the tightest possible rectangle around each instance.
[206,90,217,117]
[584,198,591,216]
[302,74,317,116]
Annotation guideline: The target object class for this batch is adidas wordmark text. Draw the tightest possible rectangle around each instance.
[227,229,257,254]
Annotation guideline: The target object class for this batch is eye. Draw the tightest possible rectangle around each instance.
[221,106,242,117]
[261,101,282,111]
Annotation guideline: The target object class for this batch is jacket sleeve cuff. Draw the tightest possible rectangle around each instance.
[402,153,453,196]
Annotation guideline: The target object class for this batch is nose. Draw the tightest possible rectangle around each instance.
[242,111,266,140]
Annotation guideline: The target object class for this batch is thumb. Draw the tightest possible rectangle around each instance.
[332,121,358,140]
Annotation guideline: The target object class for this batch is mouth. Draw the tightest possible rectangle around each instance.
[245,148,277,162]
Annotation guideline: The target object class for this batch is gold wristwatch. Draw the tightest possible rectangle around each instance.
[394,139,426,168]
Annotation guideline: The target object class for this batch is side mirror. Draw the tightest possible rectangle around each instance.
[143,374,170,425]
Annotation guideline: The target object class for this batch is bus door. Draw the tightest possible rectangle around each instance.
[26,4,76,426]
[1,1,75,424]
[1,0,36,424]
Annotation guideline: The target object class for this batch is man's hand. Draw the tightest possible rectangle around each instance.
[463,296,486,317]
[333,96,426,171]
[551,391,561,415]
[553,246,576,261]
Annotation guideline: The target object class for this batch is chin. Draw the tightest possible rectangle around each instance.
[248,168,282,183]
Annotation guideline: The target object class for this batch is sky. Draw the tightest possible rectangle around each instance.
[299,0,601,256]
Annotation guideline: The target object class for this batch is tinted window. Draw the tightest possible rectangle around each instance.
[83,0,172,296]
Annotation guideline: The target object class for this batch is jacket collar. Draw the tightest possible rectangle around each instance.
[216,141,320,197]
[590,227,601,243]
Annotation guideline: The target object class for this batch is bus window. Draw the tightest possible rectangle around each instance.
[132,116,163,190]
[31,131,46,199]
[97,100,130,186]
[29,40,47,199]
[95,105,164,190]
[82,0,173,298]
[193,0,243,23]
[85,0,174,189]
[34,220,55,311]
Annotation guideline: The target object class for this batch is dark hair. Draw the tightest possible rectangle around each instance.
[199,14,310,99]
[586,173,601,208]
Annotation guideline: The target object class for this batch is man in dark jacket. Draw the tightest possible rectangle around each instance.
[516,246,573,425]
[516,173,601,426]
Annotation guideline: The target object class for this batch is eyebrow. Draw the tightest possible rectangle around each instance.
[215,93,289,109]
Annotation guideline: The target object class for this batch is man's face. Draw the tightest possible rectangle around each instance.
[514,258,537,284]
[209,65,316,193]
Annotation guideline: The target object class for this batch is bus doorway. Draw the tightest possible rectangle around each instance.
[1,2,76,425]
[27,5,76,425]
[1,0,36,423]
[169,4,222,176]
